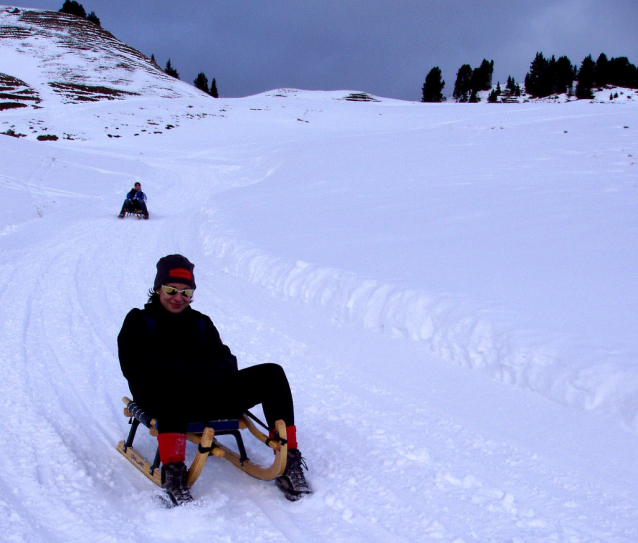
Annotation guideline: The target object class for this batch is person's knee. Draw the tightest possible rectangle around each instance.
[263,363,290,389]
[261,362,285,378]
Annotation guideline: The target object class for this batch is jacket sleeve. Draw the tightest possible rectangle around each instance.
[118,309,158,398]
[204,317,238,373]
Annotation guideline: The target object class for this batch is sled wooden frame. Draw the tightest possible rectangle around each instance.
[124,209,145,219]
[116,397,288,488]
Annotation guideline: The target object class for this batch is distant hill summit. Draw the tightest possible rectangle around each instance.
[0,6,204,110]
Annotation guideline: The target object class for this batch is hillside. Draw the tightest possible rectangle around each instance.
[0,5,204,109]
[1,6,638,542]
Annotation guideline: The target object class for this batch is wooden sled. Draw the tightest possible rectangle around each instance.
[116,397,288,488]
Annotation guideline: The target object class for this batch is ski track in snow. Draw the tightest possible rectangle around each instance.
[0,87,637,541]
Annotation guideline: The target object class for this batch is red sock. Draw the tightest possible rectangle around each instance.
[270,424,298,451]
[157,433,186,464]
[284,425,298,450]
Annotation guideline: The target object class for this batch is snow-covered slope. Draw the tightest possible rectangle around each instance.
[0,5,204,108]
[1,7,638,542]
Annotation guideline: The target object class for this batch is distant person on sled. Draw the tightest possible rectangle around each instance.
[117,254,311,506]
[118,182,149,219]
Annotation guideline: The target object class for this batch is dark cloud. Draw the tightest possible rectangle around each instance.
[6,0,638,100]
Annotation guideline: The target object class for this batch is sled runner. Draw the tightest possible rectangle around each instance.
[116,397,288,488]
[120,209,147,219]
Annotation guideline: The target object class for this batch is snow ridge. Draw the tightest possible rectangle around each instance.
[203,223,638,432]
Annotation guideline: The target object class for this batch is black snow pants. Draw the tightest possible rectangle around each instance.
[120,198,148,215]
[157,363,294,434]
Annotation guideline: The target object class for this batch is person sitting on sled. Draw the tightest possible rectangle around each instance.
[118,182,149,219]
[117,254,311,505]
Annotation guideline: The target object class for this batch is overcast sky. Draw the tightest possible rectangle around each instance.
[6,0,638,100]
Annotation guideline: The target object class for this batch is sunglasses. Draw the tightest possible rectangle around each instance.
[161,285,194,298]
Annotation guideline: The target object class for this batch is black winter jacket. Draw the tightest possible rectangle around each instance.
[118,300,237,418]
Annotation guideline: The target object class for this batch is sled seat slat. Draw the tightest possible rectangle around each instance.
[125,404,242,434]
[186,419,241,433]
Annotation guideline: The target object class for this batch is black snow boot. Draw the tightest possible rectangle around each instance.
[276,449,312,501]
[161,462,194,507]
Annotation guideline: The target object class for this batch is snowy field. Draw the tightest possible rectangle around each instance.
[2,6,638,542]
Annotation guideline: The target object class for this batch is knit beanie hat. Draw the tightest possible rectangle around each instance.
[154,254,196,290]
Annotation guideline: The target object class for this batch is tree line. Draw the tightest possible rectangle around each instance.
[56,2,638,103]
[422,52,638,103]
[58,2,220,98]
[60,0,100,26]
[156,56,218,98]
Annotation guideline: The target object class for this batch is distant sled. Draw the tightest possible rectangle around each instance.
[118,209,148,220]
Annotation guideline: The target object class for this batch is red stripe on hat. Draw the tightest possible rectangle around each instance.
[169,268,192,280]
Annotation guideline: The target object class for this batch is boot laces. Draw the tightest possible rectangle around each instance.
[163,464,193,504]
[286,451,309,490]
[172,484,193,504]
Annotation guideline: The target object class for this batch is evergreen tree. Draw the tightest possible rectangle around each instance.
[452,60,494,102]
[421,66,445,102]
[575,55,595,99]
[555,56,575,94]
[525,52,552,97]
[86,10,100,26]
[506,76,521,96]
[547,55,558,93]
[59,2,100,26]
[453,64,473,102]
[608,57,638,88]
[595,53,609,86]
[471,59,494,92]
[165,59,179,79]
[194,72,209,93]
[210,78,219,98]
[470,68,482,94]
[628,63,638,88]
[59,0,86,18]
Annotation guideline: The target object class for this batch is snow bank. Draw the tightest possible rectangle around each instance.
[202,215,638,432]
